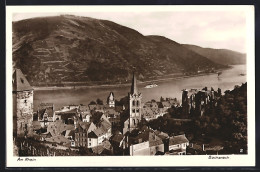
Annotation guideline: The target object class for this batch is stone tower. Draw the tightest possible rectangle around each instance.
[107,92,115,107]
[182,89,189,116]
[129,72,142,131]
[13,69,34,137]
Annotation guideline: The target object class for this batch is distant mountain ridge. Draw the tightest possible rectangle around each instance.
[13,15,230,86]
[182,44,246,65]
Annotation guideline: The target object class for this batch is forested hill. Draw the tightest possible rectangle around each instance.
[183,44,246,65]
[13,15,224,86]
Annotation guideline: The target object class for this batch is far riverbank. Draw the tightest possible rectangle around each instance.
[33,69,227,91]
[33,65,246,111]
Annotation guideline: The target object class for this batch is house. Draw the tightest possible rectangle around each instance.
[110,131,124,155]
[98,120,112,139]
[37,103,54,128]
[168,134,189,155]
[78,121,96,133]
[71,121,97,148]
[74,125,88,147]
[87,131,98,148]
[85,112,112,148]
[104,108,120,119]
[87,127,107,148]
[47,120,74,137]
[45,135,71,146]
[91,113,110,125]
[94,127,107,145]
[79,104,91,122]
[91,140,113,155]
[128,130,164,156]
[54,108,79,125]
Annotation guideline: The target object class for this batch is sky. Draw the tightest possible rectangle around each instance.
[13,11,247,53]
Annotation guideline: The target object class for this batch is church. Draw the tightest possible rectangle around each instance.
[123,73,142,134]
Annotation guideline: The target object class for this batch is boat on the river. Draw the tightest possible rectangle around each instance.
[145,83,158,88]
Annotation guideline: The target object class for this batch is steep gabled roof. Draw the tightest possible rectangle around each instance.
[169,135,189,146]
[99,120,111,132]
[93,127,106,137]
[88,131,98,138]
[111,133,124,143]
[78,121,91,130]
[38,107,54,119]
[108,92,114,101]
[12,69,33,92]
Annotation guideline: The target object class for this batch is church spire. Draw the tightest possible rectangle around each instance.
[130,72,137,95]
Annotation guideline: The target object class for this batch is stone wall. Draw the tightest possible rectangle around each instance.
[14,90,34,137]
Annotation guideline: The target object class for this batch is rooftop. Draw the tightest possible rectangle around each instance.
[169,134,189,146]
[12,69,33,92]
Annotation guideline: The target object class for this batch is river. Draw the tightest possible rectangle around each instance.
[33,65,247,111]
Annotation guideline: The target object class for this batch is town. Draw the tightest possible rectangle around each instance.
[13,68,247,156]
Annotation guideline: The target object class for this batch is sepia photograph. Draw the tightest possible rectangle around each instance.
[6,5,255,167]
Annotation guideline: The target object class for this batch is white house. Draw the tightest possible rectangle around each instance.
[168,134,189,155]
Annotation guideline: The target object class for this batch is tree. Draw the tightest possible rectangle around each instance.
[89,101,96,105]
[96,98,103,105]
[160,96,164,102]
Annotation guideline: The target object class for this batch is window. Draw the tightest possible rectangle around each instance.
[132,109,135,113]
[136,109,139,113]
[132,100,135,106]
[136,101,139,106]
[133,119,135,125]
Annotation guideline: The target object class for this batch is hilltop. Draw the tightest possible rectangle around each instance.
[183,44,246,65]
[13,15,225,87]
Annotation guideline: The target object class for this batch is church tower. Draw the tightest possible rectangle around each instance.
[13,69,34,137]
[129,72,142,131]
[107,92,115,107]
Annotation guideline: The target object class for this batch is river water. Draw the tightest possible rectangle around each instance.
[34,65,247,111]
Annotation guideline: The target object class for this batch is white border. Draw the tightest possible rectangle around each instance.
[6,5,255,167]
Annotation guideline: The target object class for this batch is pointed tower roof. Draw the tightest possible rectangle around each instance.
[108,92,114,101]
[12,69,33,92]
[130,72,138,95]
